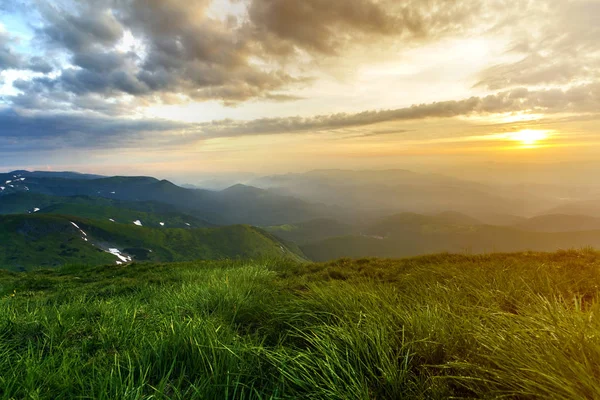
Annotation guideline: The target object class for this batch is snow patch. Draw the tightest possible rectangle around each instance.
[107,248,132,263]
[70,221,87,237]
[133,220,142,226]
[5,180,11,184]
[159,222,165,226]
[33,208,40,212]
[0,187,4,191]
[185,223,191,226]
[109,218,115,222]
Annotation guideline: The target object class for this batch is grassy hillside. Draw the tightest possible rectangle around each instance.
[0,193,213,228]
[0,214,118,270]
[0,214,305,271]
[544,199,600,218]
[265,218,356,245]
[302,213,600,261]
[365,212,481,236]
[265,213,481,246]
[1,251,600,398]
[515,213,600,232]
[0,192,62,214]
[39,203,211,228]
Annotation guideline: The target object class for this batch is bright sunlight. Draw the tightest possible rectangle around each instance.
[509,129,551,147]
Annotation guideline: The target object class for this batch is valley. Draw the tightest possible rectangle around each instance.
[3,169,600,268]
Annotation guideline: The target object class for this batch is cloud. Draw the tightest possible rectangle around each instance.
[245,0,491,57]
[0,107,187,152]
[4,82,597,155]
[246,0,408,55]
[0,24,54,73]
[0,31,24,71]
[2,0,598,127]
[12,0,302,107]
[2,0,509,112]
[38,2,124,52]
[476,0,600,90]
[192,83,600,138]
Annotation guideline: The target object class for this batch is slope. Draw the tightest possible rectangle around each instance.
[2,251,600,399]
[0,192,213,228]
[543,199,600,218]
[301,212,600,261]
[264,218,357,245]
[514,214,600,232]
[0,214,306,271]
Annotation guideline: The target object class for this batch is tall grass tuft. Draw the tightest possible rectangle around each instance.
[2,251,600,398]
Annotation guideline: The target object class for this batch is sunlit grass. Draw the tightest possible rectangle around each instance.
[1,251,600,398]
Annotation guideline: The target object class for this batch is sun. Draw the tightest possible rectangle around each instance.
[508,129,551,147]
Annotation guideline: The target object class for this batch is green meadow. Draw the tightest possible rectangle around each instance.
[1,250,600,399]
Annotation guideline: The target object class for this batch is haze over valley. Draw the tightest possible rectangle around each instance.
[2,168,600,269]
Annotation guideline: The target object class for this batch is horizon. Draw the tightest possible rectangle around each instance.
[4,162,600,189]
[1,0,599,180]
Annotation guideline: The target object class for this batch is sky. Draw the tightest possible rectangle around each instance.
[0,0,599,182]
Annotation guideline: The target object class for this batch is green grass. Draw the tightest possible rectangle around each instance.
[302,224,600,261]
[264,218,355,245]
[0,192,213,228]
[0,214,306,270]
[2,250,600,398]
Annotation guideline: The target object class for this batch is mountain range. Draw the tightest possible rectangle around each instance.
[3,168,600,268]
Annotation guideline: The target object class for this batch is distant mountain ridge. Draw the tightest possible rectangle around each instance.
[249,168,557,217]
[0,192,213,228]
[6,170,105,180]
[0,171,337,226]
[3,169,600,265]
